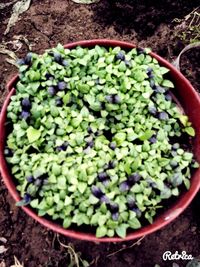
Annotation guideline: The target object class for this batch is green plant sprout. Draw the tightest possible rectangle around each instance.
[5,44,199,238]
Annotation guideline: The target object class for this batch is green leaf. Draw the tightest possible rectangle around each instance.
[29,82,40,92]
[172,188,179,196]
[136,194,143,205]
[56,43,65,52]
[53,194,60,203]
[30,199,39,208]
[96,226,107,238]
[162,79,174,88]
[113,132,126,145]
[50,106,59,117]
[49,175,57,184]
[28,70,40,81]
[118,61,126,72]
[98,215,108,226]
[115,224,129,238]
[185,127,195,137]
[107,219,118,229]
[145,211,153,224]
[63,93,71,105]
[33,167,46,178]
[179,115,188,126]
[158,158,170,167]
[26,127,41,143]
[47,208,55,216]
[63,217,72,228]
[89,195,99,204]
[159,67,169,75]
[77,83,90,93]
[57,176,67,189]
[192,161,199,168]
[46,196,53,206]
[160,186,171,199]
[91,213,100,225]
[64,196,72,205]
[183,178,190,190]
[127,131,138,142]
[52,163,61,176]
[19,65,29,72]
[77,182,87,193]
[80,106,89,117]
[156,180,164,191]
[139,130,154,141]
[183,152,193,161]
[107,229,115,237]
[132,157,141,171]
[38,210,46,216]
[133,69,147,82]
[129,217,141,229]
[124,162,131,175]
[71,116,82,128]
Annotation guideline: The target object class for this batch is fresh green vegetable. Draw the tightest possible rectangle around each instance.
[5,44,199,238]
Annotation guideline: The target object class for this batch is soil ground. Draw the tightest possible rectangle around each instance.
[0,1,200,267]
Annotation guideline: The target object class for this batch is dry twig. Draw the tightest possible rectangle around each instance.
[10,256,24,267]
[107,235,145,257]
[57,234,80,267]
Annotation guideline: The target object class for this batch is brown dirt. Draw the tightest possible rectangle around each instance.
[0,1,200,267]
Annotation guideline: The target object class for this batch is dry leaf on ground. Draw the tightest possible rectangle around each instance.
[10,256,24,267]
[0,0,17,10]
[0,238,7,244]
[0,246,8,254]
[0,44,18,67]
[0,261,6,267]
[4,0,32,35]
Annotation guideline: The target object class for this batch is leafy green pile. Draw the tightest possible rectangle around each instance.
[5,44,198,238]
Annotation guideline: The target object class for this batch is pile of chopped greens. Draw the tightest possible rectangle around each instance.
[5,44,199,238]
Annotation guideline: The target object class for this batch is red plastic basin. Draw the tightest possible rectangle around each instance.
[1,39,200,242]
